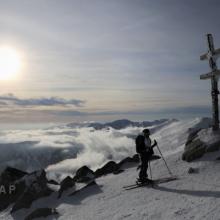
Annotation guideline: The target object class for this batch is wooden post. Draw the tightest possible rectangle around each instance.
[208,34,219,131]
[211,77,219,130]
[200,34,220,131]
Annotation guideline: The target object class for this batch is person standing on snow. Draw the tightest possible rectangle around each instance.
[135,128,157,183]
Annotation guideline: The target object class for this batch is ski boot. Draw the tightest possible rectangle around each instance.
[136,177,154,186]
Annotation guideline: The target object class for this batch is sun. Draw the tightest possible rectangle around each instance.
[0,46,21,80]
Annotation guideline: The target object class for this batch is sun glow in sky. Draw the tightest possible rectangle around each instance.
[0,0,219,123]
[0,46,21,80]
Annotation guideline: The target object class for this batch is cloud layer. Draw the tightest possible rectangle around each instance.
[0,93,85,107]
[0,117,210,182]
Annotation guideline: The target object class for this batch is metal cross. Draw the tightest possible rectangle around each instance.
[200,34,220,131]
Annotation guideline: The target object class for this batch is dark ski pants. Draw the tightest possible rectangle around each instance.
[139,153,149,180]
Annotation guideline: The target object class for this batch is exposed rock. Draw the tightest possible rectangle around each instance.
[113,169,124,175]
[58,176,75,198]
[183,126,220,162]
[95,161,120,177]
[0,166,28,183]
[24,208,58,220]
[11,170,54,213]
[118,157,137,168]
[0,167,28,211]
[47,179,59,185]
[133,154,160,162]
[206,140,220,152]
[188,167,199,174]
[73,166,95,183]
[84,180,97,187]
[0,182,25,212]
[182,138,207,162]
[186,129,201,146]
[118,154,160,169]
[132,154,140,162]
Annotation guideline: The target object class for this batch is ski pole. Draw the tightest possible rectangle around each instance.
[148,160,152,180]
[156,144,173,176]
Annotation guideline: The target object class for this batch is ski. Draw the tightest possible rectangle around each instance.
[123,178,156,189]
[123,176,178,190]
[123,183,138,188]
[123,179,155,189]
[125,181,155,190]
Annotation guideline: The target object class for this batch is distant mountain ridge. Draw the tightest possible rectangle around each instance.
[66,118,177,130]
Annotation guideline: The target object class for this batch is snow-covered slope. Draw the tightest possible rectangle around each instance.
[54,152,220,220]
[5,141,220,219]
[3,117,220,220]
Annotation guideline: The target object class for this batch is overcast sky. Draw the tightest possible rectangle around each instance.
[0,0,219,124]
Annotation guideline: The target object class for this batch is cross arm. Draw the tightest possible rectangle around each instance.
[200,70,220,80]
[200,48,220,60]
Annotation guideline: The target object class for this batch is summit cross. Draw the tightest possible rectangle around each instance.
[200,34,220,131]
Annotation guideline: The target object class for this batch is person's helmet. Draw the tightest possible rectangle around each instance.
[142,129,150,135]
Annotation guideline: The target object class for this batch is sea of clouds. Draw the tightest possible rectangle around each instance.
[0,117,211,182]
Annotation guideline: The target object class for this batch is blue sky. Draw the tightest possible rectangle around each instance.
[0,0,219,123]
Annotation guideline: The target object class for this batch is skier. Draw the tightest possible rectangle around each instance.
[136,128,157,184]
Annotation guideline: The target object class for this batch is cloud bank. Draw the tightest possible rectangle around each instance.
[0,117,211,182]
[0,93,85,107]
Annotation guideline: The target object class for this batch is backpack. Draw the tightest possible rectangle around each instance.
[135,135,145,153]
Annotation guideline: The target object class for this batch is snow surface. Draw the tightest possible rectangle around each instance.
[55,153,220,220]
[2,117,220,220]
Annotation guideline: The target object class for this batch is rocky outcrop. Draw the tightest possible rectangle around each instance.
[185,129,201,146]
[182,137,207,162]
[182,127,220,162]
[94,153,161,178]
[0,167,56,213]
[132,154,140,162]
[113,169,124,175]
[24,208,58,220]
[206,140,220,152]
[47,179,59,185]
[0,167,28,211]
[11,170,54,213]
[73,166,95,183]
[95,161,120,177]
[58,176,75,198]
[0,166,28,183]
[188,167,199,174]
[118,157,137,167]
